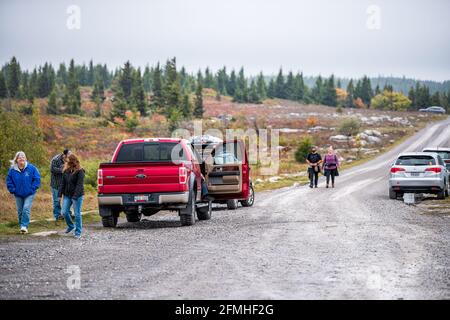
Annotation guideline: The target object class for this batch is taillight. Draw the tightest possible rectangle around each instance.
[179,167,187,184]
[425,167,442,173]
[390,167,405,174]
[97,169,103,187]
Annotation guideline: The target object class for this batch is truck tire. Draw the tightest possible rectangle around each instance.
[126,213,142,223]
[197,201,212,221]
[180,190,196,226]
[389,188,397,200]
[240,185,255,207]
[226,199,238,210]
[102,216,118,228]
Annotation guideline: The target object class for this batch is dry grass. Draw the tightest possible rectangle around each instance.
[0,182,99,224]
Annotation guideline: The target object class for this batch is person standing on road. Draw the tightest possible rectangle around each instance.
[322,146,340,188]
[59,154,85,239]
[306,146,322,188]
[50,149,71,221]
[6,151,41,234]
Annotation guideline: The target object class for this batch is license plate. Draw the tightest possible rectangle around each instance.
[134,195,149,202]
[410,172,420,177]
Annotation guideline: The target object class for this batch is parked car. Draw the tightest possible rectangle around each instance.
[97,138,212,227]
[418,106,446,114]
[190,136,254,210]
[389,152,449,200]
[422,147,450,171]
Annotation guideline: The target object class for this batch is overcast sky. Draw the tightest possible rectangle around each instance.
[1,0,449,81]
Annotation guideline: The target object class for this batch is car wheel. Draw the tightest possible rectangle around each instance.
[445,181,449,197]
[197,201,212,221]
[180,189,196,226]
[389,188,397,200]
[226,199,239,210]
[102,216,118,228]
[125,212,142,223]
[240,185,255,207]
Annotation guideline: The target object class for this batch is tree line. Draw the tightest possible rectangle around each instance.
[1,56,449,117]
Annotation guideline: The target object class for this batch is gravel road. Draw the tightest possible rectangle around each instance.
[1,118,450,300]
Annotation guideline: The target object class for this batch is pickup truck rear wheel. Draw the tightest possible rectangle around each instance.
[226,199,239,210]
[102,216,118,228]
[197,201,212,220]
[180,190,196,226]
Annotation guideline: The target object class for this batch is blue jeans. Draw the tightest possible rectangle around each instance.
[51,187,62,219]
[15,194,36,228]
[62,196,84,236]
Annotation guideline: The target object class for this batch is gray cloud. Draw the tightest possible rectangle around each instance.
[1,0,449,81]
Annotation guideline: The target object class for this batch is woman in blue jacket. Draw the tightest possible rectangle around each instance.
[6,151,41,234]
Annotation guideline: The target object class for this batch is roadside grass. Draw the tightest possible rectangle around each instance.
[0,211,101,236]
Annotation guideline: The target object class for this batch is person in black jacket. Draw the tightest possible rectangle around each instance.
[50,149,71,221]
[306,146,322,188]
[59,154,85,239]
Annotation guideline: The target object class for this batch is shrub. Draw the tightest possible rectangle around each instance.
[0,108,47,176]
[294,136,314,163]
[338,117,361,137]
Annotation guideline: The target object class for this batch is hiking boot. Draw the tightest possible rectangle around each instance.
[20,226,28,234]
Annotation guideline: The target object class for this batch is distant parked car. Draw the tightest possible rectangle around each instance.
[389,152,449,200]
[418,106,446,114]
[422,147,450,172]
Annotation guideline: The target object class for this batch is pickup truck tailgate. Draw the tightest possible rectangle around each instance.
[99,162,186,194]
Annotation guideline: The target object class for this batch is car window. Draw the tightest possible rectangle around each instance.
[423,150,450,160]
[213,142,242,164]
[116,142,187,162]
[395,156,436,166]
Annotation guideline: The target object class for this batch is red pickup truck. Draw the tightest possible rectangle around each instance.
[97,138,252,227]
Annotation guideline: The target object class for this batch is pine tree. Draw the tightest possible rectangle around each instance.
[162,57,181,116]
[130,68,147,115]
[87,60,94,86]
[47,89,58,115]
[346,80,355,108]
[233,67,248,103]
[275,68,286,99]
[6,56,21,98]
[37,63,55,97]
[249,80,261,104]
[227,70,237,97]
[285,71,295,100]
[293,73,305,101]
[66,59,81,114]
[92,77,105,102]
[312,76,324,104]
[193,81,204,118]
[256,72,267,100]
[118,61,133,101]
[267,78,276,98]
[322,75,337,107]
[181,92,192,118]
[216,67,228,95]
[143,66,152,92]
[204,67,215,89]
[430,91,441,106]
[0,72,8,98]
[360,76,374,106]
[151,63,164,109]
[56,63,68,86]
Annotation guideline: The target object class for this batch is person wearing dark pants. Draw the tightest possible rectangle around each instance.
[50,149,71,221]
[306,146,322,188]
[322,146,340,188]
[59,154,85,239]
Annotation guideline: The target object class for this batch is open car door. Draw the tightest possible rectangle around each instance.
[204,140,250,201]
